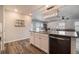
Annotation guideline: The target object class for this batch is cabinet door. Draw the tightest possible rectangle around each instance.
[34,33,40,48]
[40,34,49,53]
[30,32,34,44]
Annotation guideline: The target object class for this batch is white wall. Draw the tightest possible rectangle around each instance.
[0,5,3,23]
[0,5,3,33]
[4,10,32,43]
[0,5,3,52]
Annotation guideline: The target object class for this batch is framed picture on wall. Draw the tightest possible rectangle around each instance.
[15,19,25,27]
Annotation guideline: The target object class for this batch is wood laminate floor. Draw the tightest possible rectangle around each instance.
[3,39,46,54]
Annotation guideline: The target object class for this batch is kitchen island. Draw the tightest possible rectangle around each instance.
[30,31,78,54]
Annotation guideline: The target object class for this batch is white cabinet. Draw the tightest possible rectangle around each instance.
[34,33,40,48]
[30,32,49,53]
[40,34,49,53]
[30,32,35,44]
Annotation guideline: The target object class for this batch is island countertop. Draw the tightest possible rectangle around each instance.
[30,31,78,38]
[49,31,78,38]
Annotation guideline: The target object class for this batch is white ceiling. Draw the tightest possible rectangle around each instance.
[59,5,79,19]
[4,5,44,15]
[4,5,79,21]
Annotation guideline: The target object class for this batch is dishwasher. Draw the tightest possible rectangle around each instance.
[49,34,71,54]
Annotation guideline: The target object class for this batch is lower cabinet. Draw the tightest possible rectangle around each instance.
[30,32,35,45]
[40,34,49,53]
[31,33,72,54]
[34,33,40,48]
[30,32,49,53]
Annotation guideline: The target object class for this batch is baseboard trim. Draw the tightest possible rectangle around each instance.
[5,38,30,44]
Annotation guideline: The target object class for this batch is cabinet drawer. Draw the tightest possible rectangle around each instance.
[40,34,48,39]
[40,36,48,40]
[40,34,48,36]
[35,33,39,38]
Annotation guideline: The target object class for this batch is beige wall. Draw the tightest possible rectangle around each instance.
[4,10,32,43]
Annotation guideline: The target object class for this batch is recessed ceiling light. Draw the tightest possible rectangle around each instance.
[46,5,49,8]
[29,13,32,16]
[14,9,18,12]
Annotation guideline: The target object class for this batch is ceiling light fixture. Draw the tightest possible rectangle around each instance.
[29,13,32,16]
[14,9,18,12]
[46,5,49,8]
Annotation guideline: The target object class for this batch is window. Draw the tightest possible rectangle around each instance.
[36,22,40,32]
[31,21,44,32]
